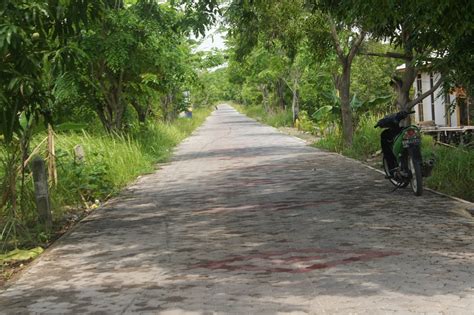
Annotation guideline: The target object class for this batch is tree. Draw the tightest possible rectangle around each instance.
[50,0,221,131]
[77,3,183,129]
[304,3,366,146]
[226,0,306,124]
[0,0,105,144]
[0,0,107,241]
[321,0,474,112]
[226,1,367,145]
[242,46,287,111]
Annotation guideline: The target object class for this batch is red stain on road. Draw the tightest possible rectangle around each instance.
[191,248,400,273]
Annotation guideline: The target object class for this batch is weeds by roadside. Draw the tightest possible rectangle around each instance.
[233,103,293,128]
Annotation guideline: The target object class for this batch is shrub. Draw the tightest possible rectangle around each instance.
[296,110,317,134]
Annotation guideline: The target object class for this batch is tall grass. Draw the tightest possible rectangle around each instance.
[421,137,474,201]
[345,115,383,159]
[315,128,344,153]
[316,115,383,159]
[233,103,293,128]
[51,132,152,210]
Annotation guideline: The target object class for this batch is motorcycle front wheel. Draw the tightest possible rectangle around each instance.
[408,153,423,196]
[383,156,409,188]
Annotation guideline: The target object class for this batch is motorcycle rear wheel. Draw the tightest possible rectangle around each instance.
[383,156,409,188]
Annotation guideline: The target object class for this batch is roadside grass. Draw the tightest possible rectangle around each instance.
[51,132,152,211]
[315,115,474,202]
[0,107,211,255]
[233,103,293,128]
[421,139,474,201]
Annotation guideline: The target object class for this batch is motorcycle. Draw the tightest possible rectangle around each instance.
[374,110,434,196]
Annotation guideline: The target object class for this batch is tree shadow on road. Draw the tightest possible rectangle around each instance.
[1,125,473,313]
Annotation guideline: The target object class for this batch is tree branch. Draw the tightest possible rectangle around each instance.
[359,51,412,60]
[406,77,443,109]
[282,78,294,93]
[348,31,366,63]
[327,16,345,62]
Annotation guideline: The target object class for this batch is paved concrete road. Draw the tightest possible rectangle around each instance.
[1,104,473,314]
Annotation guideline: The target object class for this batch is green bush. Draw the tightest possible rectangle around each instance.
[296,110,317,133]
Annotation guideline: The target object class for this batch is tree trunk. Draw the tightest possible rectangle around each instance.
[260,84,269,113]
[337,63,353,147]
[395,62,417,111]
[96,107,113,133]
[131,100,148,123]
[390,58,417,126]
[276,78,286,110]
[104,89,124,132]
[327,16,366,148]
[137,109,147,123]
[292,78,300,126]
[96,71,126,132]
[161,93,174,122]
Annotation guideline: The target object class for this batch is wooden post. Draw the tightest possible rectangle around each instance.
[47,124,57,186]
[32,156,52,229]
[74,145,85,164]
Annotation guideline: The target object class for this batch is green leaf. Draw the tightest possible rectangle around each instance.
[55,122,88,131]
[0,247,44,263]
[312,105,334,120]
[350,93,364,109]
[365,95,392,107]
[19,112,29,130]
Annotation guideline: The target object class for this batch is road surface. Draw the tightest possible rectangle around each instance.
[1,104,473,314]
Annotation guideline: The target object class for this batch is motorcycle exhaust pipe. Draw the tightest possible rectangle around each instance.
[422,158,435,177]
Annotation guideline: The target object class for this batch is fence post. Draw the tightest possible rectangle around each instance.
[74,145,85,163]
[32,156,52,229]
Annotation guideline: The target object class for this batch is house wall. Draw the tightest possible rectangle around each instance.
[413,72,458,127]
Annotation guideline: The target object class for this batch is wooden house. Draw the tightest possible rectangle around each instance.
[396,65,472,127]
[413,72,471,127]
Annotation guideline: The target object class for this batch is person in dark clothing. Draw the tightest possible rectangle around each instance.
[375,110,412,176]
[381,127,402,174]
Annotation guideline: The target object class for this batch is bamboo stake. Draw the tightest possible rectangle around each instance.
[47,124,58,186]
[20,136,48,172]
[434,140,468,152]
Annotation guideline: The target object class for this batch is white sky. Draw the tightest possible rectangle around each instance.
[196,27,227,51]
[194,8,227,52]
